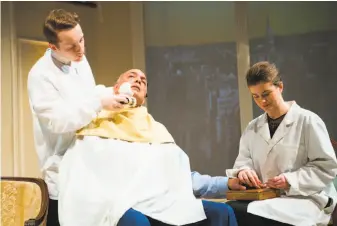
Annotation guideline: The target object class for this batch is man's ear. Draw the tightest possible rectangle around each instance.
[113,84,119,94]
[49,43,57,51]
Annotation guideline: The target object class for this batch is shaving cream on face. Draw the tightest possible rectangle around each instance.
[119,82,134,96]
[118,82,137,107]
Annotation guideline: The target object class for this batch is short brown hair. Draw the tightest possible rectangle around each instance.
[246,61,282,87]
[43,9,80,45]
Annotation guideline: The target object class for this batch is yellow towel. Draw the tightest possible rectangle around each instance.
[77,106,175,143]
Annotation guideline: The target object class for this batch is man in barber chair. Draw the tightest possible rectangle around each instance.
[57,69,244,226]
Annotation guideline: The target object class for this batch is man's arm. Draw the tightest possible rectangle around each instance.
[28,72,110,134]
[191,171,229,199]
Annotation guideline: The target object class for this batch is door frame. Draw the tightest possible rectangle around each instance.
[15,38,48,177]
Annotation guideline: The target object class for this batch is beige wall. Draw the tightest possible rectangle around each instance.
[248,1,337,38]
[13,1,142,85]
[144,1,337,47]
[1,2,15,176]
[1,1,145,176]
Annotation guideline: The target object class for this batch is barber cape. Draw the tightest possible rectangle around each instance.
[58,106,206,226]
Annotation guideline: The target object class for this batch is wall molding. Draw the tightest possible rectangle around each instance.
[17,38,48,177]
[130,2,147,107]
[130,2,146,71]
[9,1,21,176]
[235,2,253,133]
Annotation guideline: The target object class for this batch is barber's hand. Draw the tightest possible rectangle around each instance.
[266,174,290,190]
[238,169,264,188]
[228,178,246,191]
[101,94,129,110]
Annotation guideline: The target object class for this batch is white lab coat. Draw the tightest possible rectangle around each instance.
[226,101,337,226]
[27,49,110,199]
[58,137,206,226]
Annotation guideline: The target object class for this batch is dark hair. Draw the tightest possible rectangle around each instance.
[246,61,282,87]
[43,9,80,45]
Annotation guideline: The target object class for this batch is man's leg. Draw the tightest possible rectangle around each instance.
[201,200,238,226]
[47,199,60,226]
[148,215,206,226]
[118,209,151,226]
[118,209,204,226]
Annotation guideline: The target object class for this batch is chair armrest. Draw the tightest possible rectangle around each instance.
[24,219,38,226]
[24,181,49,226]
[24,205,48,226]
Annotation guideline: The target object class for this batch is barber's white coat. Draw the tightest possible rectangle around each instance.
[28,49,110,199]
[58,137,206,226]
[227,102,337,226]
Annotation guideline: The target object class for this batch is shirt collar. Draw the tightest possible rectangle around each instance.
[50,50,73,74]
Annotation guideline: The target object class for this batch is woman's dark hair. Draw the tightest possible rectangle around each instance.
[246,61,282,87]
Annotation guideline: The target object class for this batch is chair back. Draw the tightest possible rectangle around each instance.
[1,177,49,226]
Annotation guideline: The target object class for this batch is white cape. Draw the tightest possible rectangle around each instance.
[58,137,206,226]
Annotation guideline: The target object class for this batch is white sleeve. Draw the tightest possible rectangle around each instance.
[28,72,111,134]
[283,115,337,196]
[82,55,96,88]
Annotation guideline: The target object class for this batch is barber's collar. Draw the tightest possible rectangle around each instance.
[51,50,74,74]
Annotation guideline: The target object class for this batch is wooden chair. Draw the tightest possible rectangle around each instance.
[1,177,49,226]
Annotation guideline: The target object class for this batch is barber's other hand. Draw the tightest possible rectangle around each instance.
[101,94,129,110]
[238,169,263,188]
[228,178,246,191]
[266,174,290,190]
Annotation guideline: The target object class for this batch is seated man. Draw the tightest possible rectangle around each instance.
[58,69,239,226]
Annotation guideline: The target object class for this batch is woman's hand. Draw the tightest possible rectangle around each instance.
[266,174,290,190]
[237,169,264,188]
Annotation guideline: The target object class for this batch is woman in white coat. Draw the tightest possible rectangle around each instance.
[226,61,337,226]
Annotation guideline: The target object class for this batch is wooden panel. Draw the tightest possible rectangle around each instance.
[1,2,15,176]
[17,39,48,177]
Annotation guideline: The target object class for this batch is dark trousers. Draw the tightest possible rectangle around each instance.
[117,200,237,226]
[226,201,292,226]
[47,199,60,226]
[46,199,237,226]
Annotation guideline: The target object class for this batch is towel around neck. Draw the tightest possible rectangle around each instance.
[77,106,175,143]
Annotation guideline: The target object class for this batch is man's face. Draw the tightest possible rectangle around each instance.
[115,69,148,106]
[49,24,85,62]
